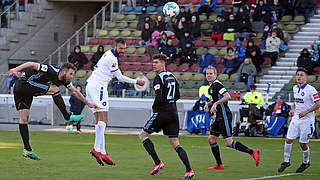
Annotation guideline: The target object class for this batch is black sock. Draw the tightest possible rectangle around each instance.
[175,145,192,172]
[143,138,161,165]
[19,124,32,151]
[76,121,81,131]
[210,143,222,165]
[52,92,71,120]
[232,141,253,155]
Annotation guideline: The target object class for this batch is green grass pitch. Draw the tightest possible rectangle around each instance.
[0,130,319,180]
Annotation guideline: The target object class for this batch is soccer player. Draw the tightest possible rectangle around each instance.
[139,54,194,179]
[278,67,320,173]
[7,62,97,160]
[204,66,260,170]
[86,38,145,166]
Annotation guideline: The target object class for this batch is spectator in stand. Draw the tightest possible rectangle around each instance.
[139,23,153,47]
[160,38,177,65]
[255,0,267,14]
[198,0,217,18]
[247,0,257,9]
[198,47,216,73]
[262,24,272,40]
[269,0,283,22]
[249,49,264,73]
[310,43,320,70]
[293,0,314,23]
[232,0,246,13]
[177,6,187,20]
[263,31,280,66]
[221,6,233,20]
[249,7,265,32]
[297,48,313,74]
[68,45,88,70]
[211,15,225,42]
[90,45,104,70]
[140,0,155,6]
[235,6,248,21]
[177,16,189,39]
[127,0,136,8]
[235,57,257,91]
[260,6,272,25]
[179,31,194,52]
[156,0,168,6]
[69,85,86,133]
[237,14,252,40]
[134,72,150,97]
[223,14,238,41]
[140,16,155,32]
[221,47,239,75]
[146,32,160,58]
[187,5,199,21]
[136,7,147,30]
[271,23,284,40]
[246,39,261,57]
[111,77,129,97]
[154,14,166,32]
[157,32,168,51]
[234,40,246,62]
[179,41,197,66]
[166,17,179,38]
[188,16,201,39]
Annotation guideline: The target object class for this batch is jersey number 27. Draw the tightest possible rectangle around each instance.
[167,81,176,100]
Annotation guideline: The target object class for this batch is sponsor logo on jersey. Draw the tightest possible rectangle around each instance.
[154,84,160,90]
[112,62,117,68]
[41,65,48,72]
[294,98,304,103]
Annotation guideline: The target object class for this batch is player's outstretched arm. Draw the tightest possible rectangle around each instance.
[69,86,98,108]
[8,62,39,77]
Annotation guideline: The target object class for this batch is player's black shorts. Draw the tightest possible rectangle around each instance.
[143,111,179,138]
[13,80,49,110]
[210,110,233,138]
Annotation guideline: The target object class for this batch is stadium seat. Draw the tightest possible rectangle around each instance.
[120,30,131,37]
[106,22,116,28]
[189,64,199,72]
[228,40,237,47]
[285,24,297,31]
[204,40,215,47]
[283,32,289,40]
[136,47,146,55]
[128,55,140,62]
[178,64,189,72]
[126,47,136,54]
[157,6,163,12]
[126,14,136,21]
[129,22,138,29]
[85,54,93,60]
[146,72,156,80]
[119,64,130,71]
[172,39,179,46]
[308,75,317,83]
[142,64,152,71]
[85,70,92,78]
[216,57,223,64]
[97,30,108,37]
[192,73,205,81]
[167,64,178,72]
[224,0,233,5]
[178,0,187,4]
[114,14,125,21]
[100,38,112,45]
[105,46,112,51]
[132,31,142,37]
[293,16,305,22]
[208,48,218,55]
[277,24,285,30]
[109,30,120,37]
[314,67,320,75]
[263,57,272,65]
[173,73,181,80]
[190,0,199,4]
[217,74,229,81]
[281,15,293,22]
[290,75,296,82]
[218,47,227,56]
[216,40,227,47]
[232,82,246,91]
[80,46,90,53]
[194,40,203,47]
[129,64,142,71]
[123,5,134,12]
[135,6,143,12]
[196,47,204,55]
[217,0,223,5]
[147,6,156,12]
[123,71,134,78]
[282,83,295,91]
[83,62,92,70]
[180,73,193,81]
[223,82,233,89]
[88,38,99,45]
[230,73,238,82]
[75,70,87,78]
[208,14,217,21]
[200,23,211,30]
[216,65,224,73]
[254,40,261,46]
[199,15,207,21]
[140,56,150,62]
[90,46,98,53]
[119,56,127,62]
[117,22,128,29]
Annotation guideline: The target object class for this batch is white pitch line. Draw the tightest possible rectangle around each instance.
[240,173,305,180]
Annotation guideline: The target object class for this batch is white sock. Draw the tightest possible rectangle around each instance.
[97,121,106,155]
[303,147,310,164]
[94,125,101,152]
[284,142,292,163]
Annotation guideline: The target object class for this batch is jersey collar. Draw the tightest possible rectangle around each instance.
[298,82,308,89]
[110,48,118,58]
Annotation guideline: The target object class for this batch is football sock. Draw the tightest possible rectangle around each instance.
[210,143,222,165]
[175,145,192,172]
[52,92,71,120]
[94,124,101,152]
[232,141,253,155]
[19,124,32,151]
[76,122,81,131]
[142,138,161,165]
[302,147,310,164]
[284,142,292,163]
[98,121,106,154]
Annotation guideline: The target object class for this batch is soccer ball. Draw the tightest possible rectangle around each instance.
[66,125,73,132]
[163,2,180,18]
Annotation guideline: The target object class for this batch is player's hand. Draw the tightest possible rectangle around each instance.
[152,108,156,113]
[136,80,145,86]
[88,103,98,108]
[210,103,218,114]
[299,111,307,119]
[7,68,21,77]
[289,110,294,117]
[204,104,209,113]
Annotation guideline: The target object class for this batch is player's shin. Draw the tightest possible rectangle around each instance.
[232,141,254,154]
[175,145,192,172]
[284,142,292,162]
[52,92,71,120]
[302,146,310,164]
[142,138,161,165]
[19,124,32,151]
[210,143,222,165]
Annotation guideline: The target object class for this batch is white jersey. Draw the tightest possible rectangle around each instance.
[293,83,319,122]
[87,48,136,86]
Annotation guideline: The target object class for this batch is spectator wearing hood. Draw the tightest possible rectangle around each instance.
[260,6,272,25]
[236,15,252,40]
[188,16,201,39]
[91,45,104,70]
[179,41,197,66]
[157,32,168,51]
[297,48,313,74]
[160,38,177,65]
[176,6,188,20]
[186,5,199,21]
[146,33,160,58]
[68,45,88,70]
[154,14,166,32]
[255,0,268,14]
[263,31,280,66]
[140,16,155,31]
[139,23,153,47]
[166,17,179,37]
[137,7,147,30]
[235,57,257,91]
[198,0,217,17]
[271,23,284,40]
[234,40,246,61]
[198,47,216,73]
[249,49,264,73]
[246,40,261,57]
[178,31,194,52]
[221,47,239,75]
[262,24,272,40]
[211,15,225,41]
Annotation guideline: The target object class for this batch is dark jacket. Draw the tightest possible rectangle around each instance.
[212,20,225,34]
[181,44,196,58]
[69,95,85,115]
[198,53,216,68]
[91,45,104,69]
[188,21,201,39]
[265,102,291,118]
[224,19,239,32]
[297,53,313,74]
[238,18,252,33]
[154,21,166,32]
[293,0,314,9]
[246,40,261,57]
[68,46,88,70]
[141,27,153,42]
[160,44,177,58]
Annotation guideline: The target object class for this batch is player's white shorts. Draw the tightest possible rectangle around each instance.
[287,117,315,143]
[86,81,109,112]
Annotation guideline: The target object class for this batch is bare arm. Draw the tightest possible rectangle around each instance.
[8,62,39,77]
[289,102,295,116]
[69,86,97,108]
[299,101,320,118]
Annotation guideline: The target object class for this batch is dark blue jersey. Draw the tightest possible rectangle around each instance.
[208,79,231,114]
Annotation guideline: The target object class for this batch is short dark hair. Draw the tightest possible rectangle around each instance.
[115,38,126,45]
[152,53,167,63]
[61,62,76,71]
[296,67,308,75]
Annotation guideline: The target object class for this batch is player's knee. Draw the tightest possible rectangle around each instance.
[285,138,293,144]
[139,130,149,142]
[300,143,308,151]
[208,135,217,144]
[225,141,233,147]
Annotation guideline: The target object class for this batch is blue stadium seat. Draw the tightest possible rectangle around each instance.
[157,6,163,12]
[147,6,156,12]
[19,5,25,11]
[123,6,134,12]
[135,6,143,12]
[215,7,223,14]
